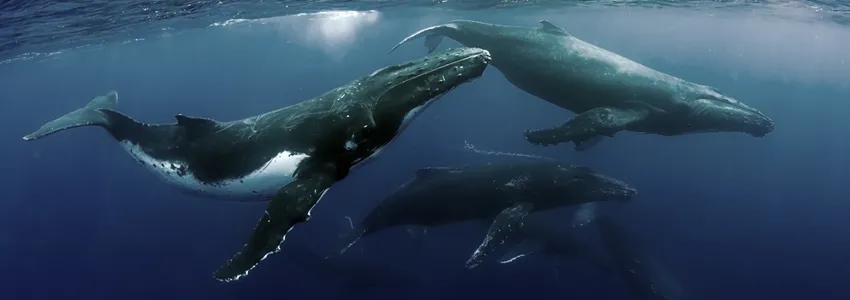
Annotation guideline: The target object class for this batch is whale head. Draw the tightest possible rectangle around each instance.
[686,87,774,137]
[554,164,637,203]
[367,47,491,132]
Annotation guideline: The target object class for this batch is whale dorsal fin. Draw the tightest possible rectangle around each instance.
[538,20,569,36]
[174,114,219,141]
[415,167,457,179]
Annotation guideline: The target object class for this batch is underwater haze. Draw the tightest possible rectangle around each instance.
[2,1,850,300]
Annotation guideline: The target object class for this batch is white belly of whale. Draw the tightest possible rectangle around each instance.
[120,142,309,200]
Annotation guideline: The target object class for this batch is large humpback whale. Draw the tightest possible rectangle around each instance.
[391,20,775,150]
[335,161,636,267]
[22,47,492,282]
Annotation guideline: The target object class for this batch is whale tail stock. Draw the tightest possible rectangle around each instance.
[22,91,141,141]
[389,24,452,54]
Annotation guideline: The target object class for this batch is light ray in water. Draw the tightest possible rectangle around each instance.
[212,10,380,60]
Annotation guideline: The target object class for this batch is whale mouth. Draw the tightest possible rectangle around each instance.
[406,47,492,84]
[750,111,775,137]
[691,98,774,137]
[372,47,491,94]
[369,47,491,121]
[730,108,775,138]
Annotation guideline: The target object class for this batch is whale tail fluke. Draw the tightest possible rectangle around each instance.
[23,91,119,141]
[389,24,453,54]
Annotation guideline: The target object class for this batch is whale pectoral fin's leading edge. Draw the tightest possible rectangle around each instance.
[465,202,533,269]
[524,107,648,151]
[498,238,545,264]
[213,164,337,282]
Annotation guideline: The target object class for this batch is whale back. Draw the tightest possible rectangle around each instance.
[360,162,619,232]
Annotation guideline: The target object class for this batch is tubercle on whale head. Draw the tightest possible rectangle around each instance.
[555,165,636,203]
[367,47,492,124]
[687,87,775,138]
[586,173,637,203]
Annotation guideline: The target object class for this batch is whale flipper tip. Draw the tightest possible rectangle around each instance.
[215,170,336,282]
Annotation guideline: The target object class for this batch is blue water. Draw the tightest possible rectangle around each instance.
[2,1,850,299]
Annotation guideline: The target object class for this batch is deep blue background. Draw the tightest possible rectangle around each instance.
[1,7,849,300]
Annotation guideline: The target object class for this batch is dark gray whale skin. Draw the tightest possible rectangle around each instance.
[596,215,687,300]
[336,161,637,265]
[391,20,774,150]
[494,210,688,300]
[22,47,492,282]
[495,216,614,273]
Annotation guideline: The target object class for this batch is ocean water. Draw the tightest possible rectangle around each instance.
[1,1,850,299]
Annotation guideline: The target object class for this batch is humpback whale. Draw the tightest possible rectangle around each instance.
[494,212,687,300]
[23,47,492,282]
[334,161,636,267]
[391,20,774,150]
[494,214,613,274]
[595,215,687,300]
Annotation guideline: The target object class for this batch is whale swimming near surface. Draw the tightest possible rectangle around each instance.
[390,20,775,150]
[22,47,493,282]
[334,161,637,267]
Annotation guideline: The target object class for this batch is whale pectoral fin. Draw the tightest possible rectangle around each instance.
[465,202,533,269]
[539,20,570,36]
[213,166,336,282]
[174,114,220,141]
[524,107,648,150]
[498,239,545,264]
[334,226,366,258]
